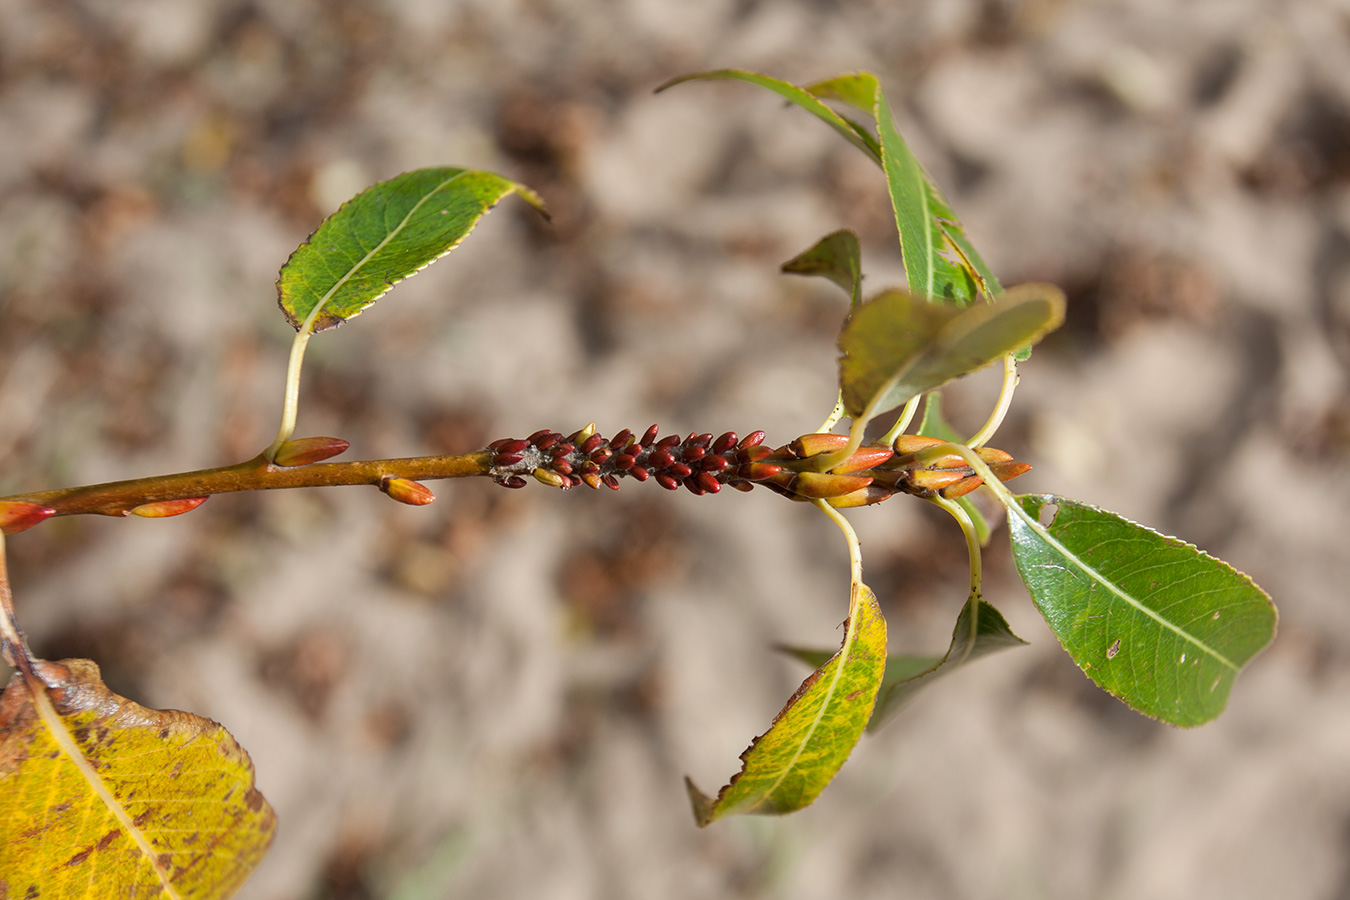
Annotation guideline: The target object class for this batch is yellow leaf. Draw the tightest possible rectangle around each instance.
[0,657,275,900]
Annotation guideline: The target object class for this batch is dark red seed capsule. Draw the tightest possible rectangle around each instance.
[602,474,620,491]
[614,454,634,470]
[552,459,573,474]
[685,480,706,496]
[498,439,530,455]
[701,455,729,472]
[656,435,681,450]
[740,462,782,481]
[580,461,600,475]
[696,471,722,494]
[590,448,612,465]
[630,466,650,482]
[559,474,577,488]
[695,433,713,447]
[488,438,516,452]
[609,429,633,449]
[535,433,559,450]
[527,429,554,444]
[683,445,706,461]
[550,443,574,457]
[656,474,680,491]
[581,434,605,453]
[713,432,738,454]
[737,431,766,450]
[504,476,528,489]
[668,463,693,478]
[494,451,525,466]
[648,449,675,468]
[640,424,660,446]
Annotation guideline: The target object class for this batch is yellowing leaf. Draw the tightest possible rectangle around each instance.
[0,657,275,900]
[685,585,886,825]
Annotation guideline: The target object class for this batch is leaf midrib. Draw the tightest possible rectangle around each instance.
[1010,502,1240,672]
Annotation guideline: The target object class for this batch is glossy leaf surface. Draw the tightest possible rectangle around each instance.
[839,283,1064,428]
[782,599,1024,732]
[781,229,863,305]
[277,167,545,334]
[686,586,886,825]
[0,656,274,899]
[1008,495,1277,726]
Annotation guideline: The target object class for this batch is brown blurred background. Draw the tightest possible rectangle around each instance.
[2,1,1349,898]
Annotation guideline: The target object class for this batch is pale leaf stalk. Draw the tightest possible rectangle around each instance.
[265,330,313,459]
[931,495,984,665]
[814,393,847,435]
[880,394,922,446]
[965,354,1018,449]
[813,500,864,617]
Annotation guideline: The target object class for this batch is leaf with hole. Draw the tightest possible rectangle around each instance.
[1007,494,1277,726]
[839,283,1064,429]
[0,656,275,899]
[686,585,886,825]
[781,229,863,306]
[277,166,546,334]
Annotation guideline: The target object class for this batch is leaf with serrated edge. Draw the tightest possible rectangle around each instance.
[780,600,1023,733]
[839,283,1064,427]
[277,166,546,334]
[686,585,886,825]
[0,657,275,899]
[781,229,863,306]
[1007,495,1277,726]
[917,392,991,545]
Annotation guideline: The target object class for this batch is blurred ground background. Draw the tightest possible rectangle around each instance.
[2,1,1349,898]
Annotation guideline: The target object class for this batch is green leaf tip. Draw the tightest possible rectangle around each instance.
[1007,494,1277,726]
[277,166,547,335]
[687,585,887,826]
[781,229,863,306]
[839,282,1065,430]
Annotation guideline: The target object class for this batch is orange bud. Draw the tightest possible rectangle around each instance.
[130,497,209,518]
[791,471,874,500]
[273,436,350,467]
[975,446,1014,464]
[830,445,894,475]
[826,486,895,508]
[906,469,970,493]
[381,477,435,506]
[789,433,851,458]
[0,501,56,534]
[990,460,1032,482]
[892,434,946,455]
[532,468,567,488]
[939,475,985,499]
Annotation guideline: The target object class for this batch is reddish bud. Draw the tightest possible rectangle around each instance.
[527,429,555,444]
[494,451,526,466]
[791,471,874,500]
[590,448,612,465]
[488,438,517,451]
[580,434,605,454]
[830,445,895,475]
[695,472,722,494]
[790,433,851,458]
[990,461,1032,482]
[655,474,680,491]
[273,436,350,468]
[130,497,209,518]
[713,432,738,454]
[535,433,559,450]
[602,474,621,491]
[667,462,691,478]
[0,501,56,534]
[381,477,436,505]
[700,455,729,472]
[656,435,681,450]
[550,443,575,457]
[503,476,528,489]
[694,433,713,447]
[827,486,895,508]
[609,429,633,449]
[907,469,970,493]
[496,439,531,455]
[640,424,660,446]
[683,444,706,461]
[739,445,775,463]
[614,454,634,470]
[580,472,602,490]
[648,449,676,468]
[629,466,650,482]
[729,481,755,492]
[740,462,782,481]
[552,459,574,475]
[737,431,766,450]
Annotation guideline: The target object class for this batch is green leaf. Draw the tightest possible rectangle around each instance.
[277,167,546,334]
[1007,495,1278,726]
[808,73,1002,306]
[655,70,880,162]
[917,393,991,545]
[780,599,1024,733]
[839,283,1065,428]
[781,229,863,306]
[686,585,887,825]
